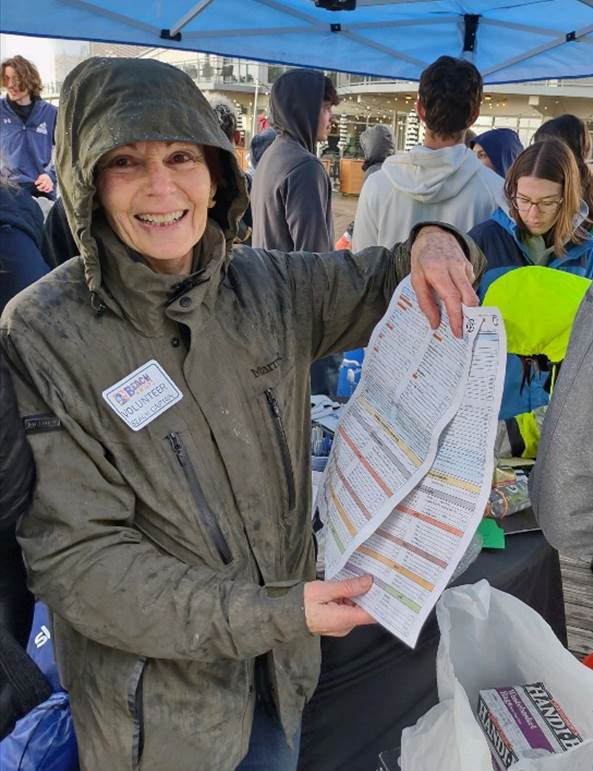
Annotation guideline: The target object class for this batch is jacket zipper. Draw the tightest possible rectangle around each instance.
[264,388,296,512]
[128,656,146,770]
[167,432,232,565]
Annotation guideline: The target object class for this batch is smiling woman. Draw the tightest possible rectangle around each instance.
[0,56,486,771]
[96,141,217,274]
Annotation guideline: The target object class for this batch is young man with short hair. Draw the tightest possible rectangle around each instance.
[352,56,504,251]
[1,55,57,199]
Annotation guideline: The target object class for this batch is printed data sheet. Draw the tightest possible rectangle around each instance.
[319,276,506,647]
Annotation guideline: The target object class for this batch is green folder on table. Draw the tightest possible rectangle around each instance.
[478,518,506,550]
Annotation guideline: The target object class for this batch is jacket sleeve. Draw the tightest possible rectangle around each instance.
[282,160,333,252]
[0,336,311,663]
[277,223,486,361]
[0,351,35,529]
[42,105,57,184]
[529,289,593,558]
[494,406,547,460]
[351,173,380,251]
[42,158,56,185]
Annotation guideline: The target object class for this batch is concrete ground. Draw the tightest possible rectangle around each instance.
[332,192,358,243]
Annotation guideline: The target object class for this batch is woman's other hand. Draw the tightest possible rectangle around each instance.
[411,225,478,338]
[304,574,376,637]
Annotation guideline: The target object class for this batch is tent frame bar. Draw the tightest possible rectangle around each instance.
[483,21,593,76]
[60,0,159,34]
[169,0,215,38]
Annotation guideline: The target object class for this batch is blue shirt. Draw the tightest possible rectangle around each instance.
[0,97,57,192]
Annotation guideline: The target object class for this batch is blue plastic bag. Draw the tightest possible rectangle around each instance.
[0,604,79,770]
[0,692,78,771]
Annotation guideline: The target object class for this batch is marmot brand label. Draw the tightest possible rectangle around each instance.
[251,355,283,378]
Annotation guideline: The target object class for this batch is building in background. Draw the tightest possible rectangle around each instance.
[33,40,593,153]
[334,72,593,155]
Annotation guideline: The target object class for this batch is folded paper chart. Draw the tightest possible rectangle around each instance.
[319,276,506,647]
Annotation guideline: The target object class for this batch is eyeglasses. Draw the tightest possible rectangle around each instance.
[512,195,563,214]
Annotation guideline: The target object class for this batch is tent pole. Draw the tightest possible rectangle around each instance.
[251,81,260,142]
[170,0,215,38]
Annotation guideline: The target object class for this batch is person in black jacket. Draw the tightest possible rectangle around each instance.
[0,350,51,739]
[0,180,49,313]
[41,195,79,269]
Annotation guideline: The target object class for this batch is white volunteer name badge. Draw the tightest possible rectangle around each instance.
[102,360,183,431]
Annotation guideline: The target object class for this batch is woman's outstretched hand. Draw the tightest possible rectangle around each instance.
[304,574,377,637]
[410,225,479,338]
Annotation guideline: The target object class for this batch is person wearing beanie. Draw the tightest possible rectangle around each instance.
[472,128,524,178]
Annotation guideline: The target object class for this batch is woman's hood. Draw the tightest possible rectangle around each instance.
[56,57,248,293]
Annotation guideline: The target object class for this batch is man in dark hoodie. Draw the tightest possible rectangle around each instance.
[360,124,395,181]
[251,69,337,253]
[252,70,340,396]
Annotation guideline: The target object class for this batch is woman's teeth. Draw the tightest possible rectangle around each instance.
[136,211,185,225]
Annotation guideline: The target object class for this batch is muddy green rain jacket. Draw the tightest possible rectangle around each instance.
[0,58,485,771]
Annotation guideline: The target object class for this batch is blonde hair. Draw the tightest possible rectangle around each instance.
[505,138,585,257]
[1,55,43,99]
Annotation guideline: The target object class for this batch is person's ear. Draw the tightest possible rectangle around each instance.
[416,98,426,124]
[467,107,480,129]
[208,183,217,209]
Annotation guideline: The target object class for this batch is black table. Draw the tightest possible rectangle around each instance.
[298,532,567,771]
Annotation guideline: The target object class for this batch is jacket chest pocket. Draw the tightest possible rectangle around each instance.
[165,431,233,566]
[127,656,147,770]
[262,387,296,514]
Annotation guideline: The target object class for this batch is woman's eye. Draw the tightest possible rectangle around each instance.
[170,152,192,164]
[108,156,133,169]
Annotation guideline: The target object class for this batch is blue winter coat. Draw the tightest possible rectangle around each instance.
[0,98,57,192]
[469,207,593,419]
[0,186,49,314]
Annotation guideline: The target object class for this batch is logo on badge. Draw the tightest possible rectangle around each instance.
[102,360,183,431]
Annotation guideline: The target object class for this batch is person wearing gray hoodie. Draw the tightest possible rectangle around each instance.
[251,69,337,253]
[251,69,341,396]
[530,284,593,560]
[353,56,504,251]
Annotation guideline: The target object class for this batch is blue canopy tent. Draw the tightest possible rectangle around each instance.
[1,0,593,83]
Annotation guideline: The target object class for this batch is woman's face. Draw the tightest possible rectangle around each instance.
[96,141,216,275]
[514,176,563,236]
[473,144,494,171]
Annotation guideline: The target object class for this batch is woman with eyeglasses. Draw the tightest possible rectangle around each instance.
[468,138,593,458]
[533,114,593,232]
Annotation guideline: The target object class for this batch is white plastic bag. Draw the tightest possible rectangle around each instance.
[400,580,593,771]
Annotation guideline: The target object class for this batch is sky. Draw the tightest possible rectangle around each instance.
[0,33,87,82]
